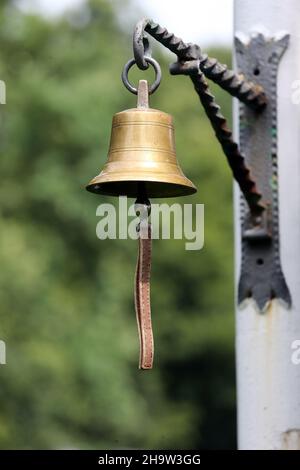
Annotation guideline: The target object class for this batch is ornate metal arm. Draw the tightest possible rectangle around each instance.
[133,18,267,217]
[134,18,267,110]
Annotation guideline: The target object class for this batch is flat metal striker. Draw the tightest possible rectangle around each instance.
[235,32,291,311]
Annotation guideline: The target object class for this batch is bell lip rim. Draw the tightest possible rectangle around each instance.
[85,179,197,198]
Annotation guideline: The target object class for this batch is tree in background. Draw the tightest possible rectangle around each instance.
[0,0,235,449]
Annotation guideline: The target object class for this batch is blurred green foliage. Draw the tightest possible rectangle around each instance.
[0,0,236,449]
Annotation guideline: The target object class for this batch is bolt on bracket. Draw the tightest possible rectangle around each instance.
[235,32,291,311]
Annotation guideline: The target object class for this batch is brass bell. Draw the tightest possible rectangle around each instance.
[86,79,196,198]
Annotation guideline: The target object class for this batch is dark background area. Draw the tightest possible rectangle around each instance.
[0,0,236,449]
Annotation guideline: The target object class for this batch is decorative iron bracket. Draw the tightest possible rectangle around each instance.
[235,33,291,311]
[131,19,292,311]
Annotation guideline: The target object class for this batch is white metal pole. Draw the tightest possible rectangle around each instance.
[234,0,300,450]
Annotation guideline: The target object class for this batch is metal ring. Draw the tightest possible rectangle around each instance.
[121,57,161,95]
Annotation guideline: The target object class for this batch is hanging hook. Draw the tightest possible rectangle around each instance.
[133,18,152,70]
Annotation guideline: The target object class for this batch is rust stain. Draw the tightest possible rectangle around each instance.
[281,429,300,450]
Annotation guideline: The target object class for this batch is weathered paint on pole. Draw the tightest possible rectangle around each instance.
[234,0,300,450]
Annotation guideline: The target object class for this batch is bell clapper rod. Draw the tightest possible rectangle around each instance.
[134,69,152,370]
[135,81,151,228]
[134,81,153,370]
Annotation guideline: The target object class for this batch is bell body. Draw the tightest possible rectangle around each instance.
[86,106,196,198]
